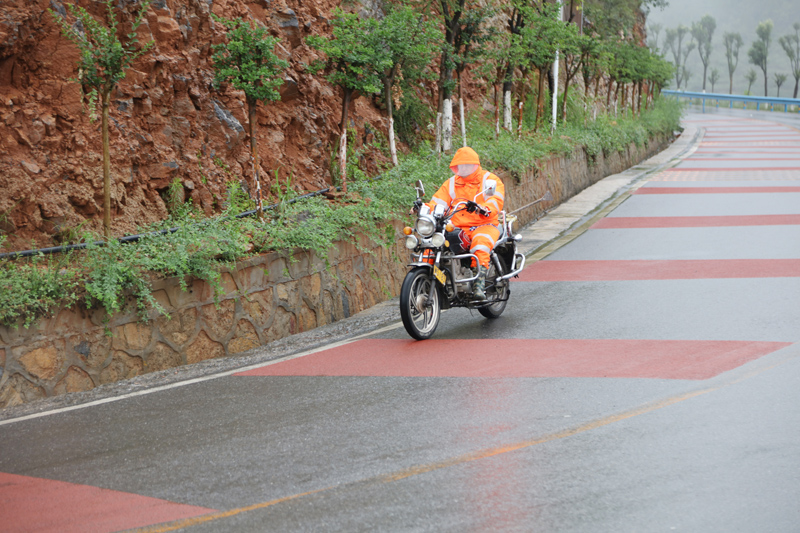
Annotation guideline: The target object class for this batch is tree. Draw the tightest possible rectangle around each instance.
[518,1,570,130]
[722,32,743,94]
[778,23,800,98]
[497,3,527,132]
[664,25,694,89]
[437,0,493,152]
[709,68,720,92]
[212,16,289,218]
[308,10,389,194]
[450,5,496,147]
[691,15,716,91]
[51,0,153,238]
[774,73,787,97]
[745,68,758,95]
[648,22,663,54]
[748,19,773,96]
[560,25,586,122]
[374,6,440,166]
[646,53,675,106]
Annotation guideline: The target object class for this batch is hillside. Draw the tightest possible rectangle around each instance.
[0,0,396,251]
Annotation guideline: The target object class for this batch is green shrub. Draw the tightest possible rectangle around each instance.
[0,253,81,328]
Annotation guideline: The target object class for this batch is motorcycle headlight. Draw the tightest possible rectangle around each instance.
[415,215,436,237]
[430,233,445,247]
[405,235,419,250]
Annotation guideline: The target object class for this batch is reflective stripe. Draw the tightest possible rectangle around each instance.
[493,191,505,201]
[473,233,497,246]
[449,176,456,200]
[486,198,500,210]
[471,244,492,254]
[432,197,448,207]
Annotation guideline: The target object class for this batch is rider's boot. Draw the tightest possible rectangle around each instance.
[473,265,487,300]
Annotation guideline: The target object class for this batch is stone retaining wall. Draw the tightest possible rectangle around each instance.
[0,134,671,408]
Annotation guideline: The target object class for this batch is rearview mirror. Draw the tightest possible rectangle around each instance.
[415,180,425,199]
[484,179,497,197]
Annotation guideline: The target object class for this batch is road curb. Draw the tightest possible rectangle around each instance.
[517,123,704,261]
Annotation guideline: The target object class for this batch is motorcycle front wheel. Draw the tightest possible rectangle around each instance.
[478,255,509,319]
[400,267,441,340]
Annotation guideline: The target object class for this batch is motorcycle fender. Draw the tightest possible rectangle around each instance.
[407,263,451,309]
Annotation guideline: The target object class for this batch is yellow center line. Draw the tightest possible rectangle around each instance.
[129,353,795,533]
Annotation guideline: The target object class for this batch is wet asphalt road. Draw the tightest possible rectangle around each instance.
[1,110,800,532]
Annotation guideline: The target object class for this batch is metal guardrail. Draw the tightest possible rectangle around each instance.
[663,90,800,113]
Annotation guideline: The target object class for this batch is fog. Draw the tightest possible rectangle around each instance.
[647,0,799,96]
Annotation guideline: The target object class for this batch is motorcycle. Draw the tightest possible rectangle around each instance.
[399,179,526,340]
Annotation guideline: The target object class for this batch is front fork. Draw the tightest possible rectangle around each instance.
[426,251,442,307]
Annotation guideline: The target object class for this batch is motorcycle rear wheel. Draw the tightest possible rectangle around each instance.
[400,267,441,340]
[478,255,509,319]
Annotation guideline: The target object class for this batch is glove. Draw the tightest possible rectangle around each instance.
[478,205,491,217]
[411,199,423,214]
[465,201,479,213]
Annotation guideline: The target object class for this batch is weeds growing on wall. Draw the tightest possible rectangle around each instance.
[0,97,681,329]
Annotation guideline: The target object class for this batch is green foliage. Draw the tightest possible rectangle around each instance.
[394,91,435,147]
[211,16,289,104]
[471,96,681,177]
[225,180,256,214]
[0,253,81,328]
[50,0,153,99]
[307,9,390,97]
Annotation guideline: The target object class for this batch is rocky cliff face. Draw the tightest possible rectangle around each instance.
[0,0,389,250]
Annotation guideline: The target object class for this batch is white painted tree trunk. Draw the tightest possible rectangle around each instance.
[388,116,398,166]
[435,112,442,156]
[503,90,512,131]
[338,127,347,192]
[442,98,452,152]
[459,97,466,147]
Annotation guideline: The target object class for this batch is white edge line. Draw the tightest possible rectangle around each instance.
[0,321,405,427]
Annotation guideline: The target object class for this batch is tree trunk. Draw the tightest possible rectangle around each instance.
[493,83,500,139]
[606,78,613,110]
[442,98,453,152]
[702,64,708,91]
[339,87,352,194]
[621,83,627,113]
[517,94,524,138]
[435,112,442,158]
[729,74,734,95]
[459,97,466,147]
[247,97,263,218]
[536,67,547,130]
[594,74,601,100]
[384,79,398,166]
[764,70,768,97]
[502,76,513,131]
[562,75,571,122]
[794,78,799,99]
[636,82,642,114]
[457,71,466,147]
[101,90,111,239]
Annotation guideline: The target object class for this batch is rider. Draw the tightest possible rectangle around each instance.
[423,146,505,299]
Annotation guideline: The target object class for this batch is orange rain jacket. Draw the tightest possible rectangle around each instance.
[426,147,505,228]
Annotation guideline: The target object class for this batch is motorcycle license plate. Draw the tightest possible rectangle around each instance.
[433,266,446,285]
